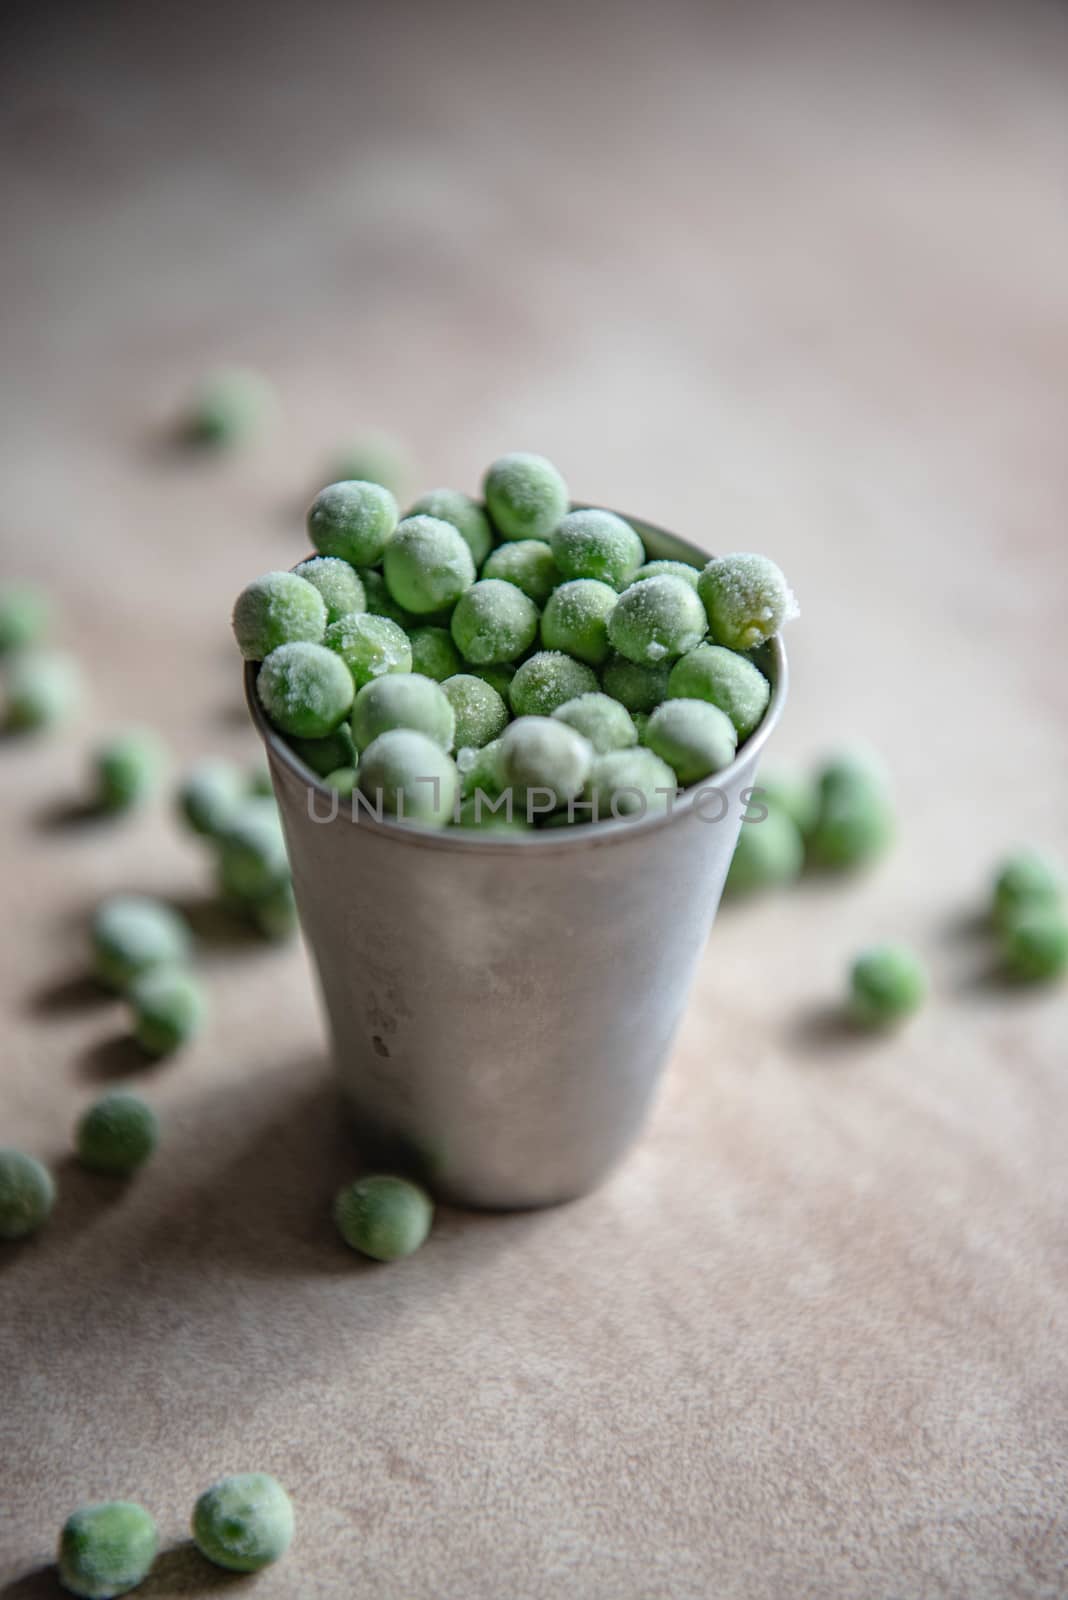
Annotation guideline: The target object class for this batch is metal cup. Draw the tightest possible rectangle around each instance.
[246,514,787,1209]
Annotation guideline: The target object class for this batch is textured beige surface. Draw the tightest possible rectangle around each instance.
[2,2,1068,1596]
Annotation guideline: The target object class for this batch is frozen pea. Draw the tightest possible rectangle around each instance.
[408,625,462,683]
[257,641,354,738]
[0,583,49,653]
[451,579,539,665]
[698,552,798,652]
[335,1173,434,1260]
[183,367,274,446]
[992,852,1062,927]
[323,766,358,795]
[0,1148,54,1240]
[550,509,644,590]
[644,698,737,785]
[307,480,398,567]
[483,452,568,541]
[1001,909,1068,982]
[92,730,166,812]
[287,724,357,779]
[407,489,493,568]
[232,571,326,661]
[482,540,559,605]
[808,755,894,870]
[358,729,459,827]
[751,771,819,836]
[601,652,670,715]
[442,674,509,750]
[177,760,246,837]
[91,896,192,991]
[584,747,676,820]
[552,692,637,754]
[540,578,617,666]
[5,650,81,730]
[58,1501,158,1598]
[667,643,770,740]
[246,761,274,798]
[498,717,592,812]
[128,967,206,1056]
[383,515,476,616]
[351,673,455,753]
[627,559,700,591]
[192,1473,294,1573]
[455,795,528,832]
[75,1092,159,1176]
[328,431,411,496]
[849,943,927,1027]
[324,611,411,689]
[509,651,598,718]
[726,808,805,895]
[248,879,298,941]
[217,799,289,901]
[467,662,516,698]
[457,737,505,800]
[358,568,419,630]
[292,557,365,624]
[608,574,707,666]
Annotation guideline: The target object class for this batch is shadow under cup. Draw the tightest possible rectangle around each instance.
[246,513,788,1209]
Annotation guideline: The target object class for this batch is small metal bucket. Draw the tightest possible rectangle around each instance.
[246,513,787,1209]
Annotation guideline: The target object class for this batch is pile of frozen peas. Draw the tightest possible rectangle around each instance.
[232,451,798,830]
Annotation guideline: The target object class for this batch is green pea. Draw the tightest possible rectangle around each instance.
[407,625,462,683]
[698,552,798,652]
[550,508,644,589]
[0,1148,54,1240]
[5,650,82,731]
[307,480,398,567]
[992,852,1062,928]
[334,1174,434,1260]
[91,896,192,992]
[552,692,637,755]
[0,582,49,653]
[644,698,736,785]
[292,557,366,624]
[176,760,246,838]
[351,673,455,754]
[357,730,459,828]
[323,612,411,689]
[849,943,927,1027]
[256,641,355,738]
[232,571,327,661]
[192,1473,294,1573]
[1001,909,1068,982]
[451,579,539,665]
[58,1501,158,1598]
[482,540,559,605]
[483,452,568,542]
[509,652,598,719]
[128,968,206,1056]
[726,808,804,895]
[92,730,166,812]
[75,1092,159,1176]
[407,488,493,567]
[607,575,707,666]
[540,578,618,666]
[667,643,770,740]
[442,674,509,751]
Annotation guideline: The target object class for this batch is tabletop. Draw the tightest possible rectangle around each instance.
[2,2,1067,1596]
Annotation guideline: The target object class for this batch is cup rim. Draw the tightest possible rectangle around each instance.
[244,508,789,853]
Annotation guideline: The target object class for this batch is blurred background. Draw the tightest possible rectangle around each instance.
[2,1,1067,1595]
